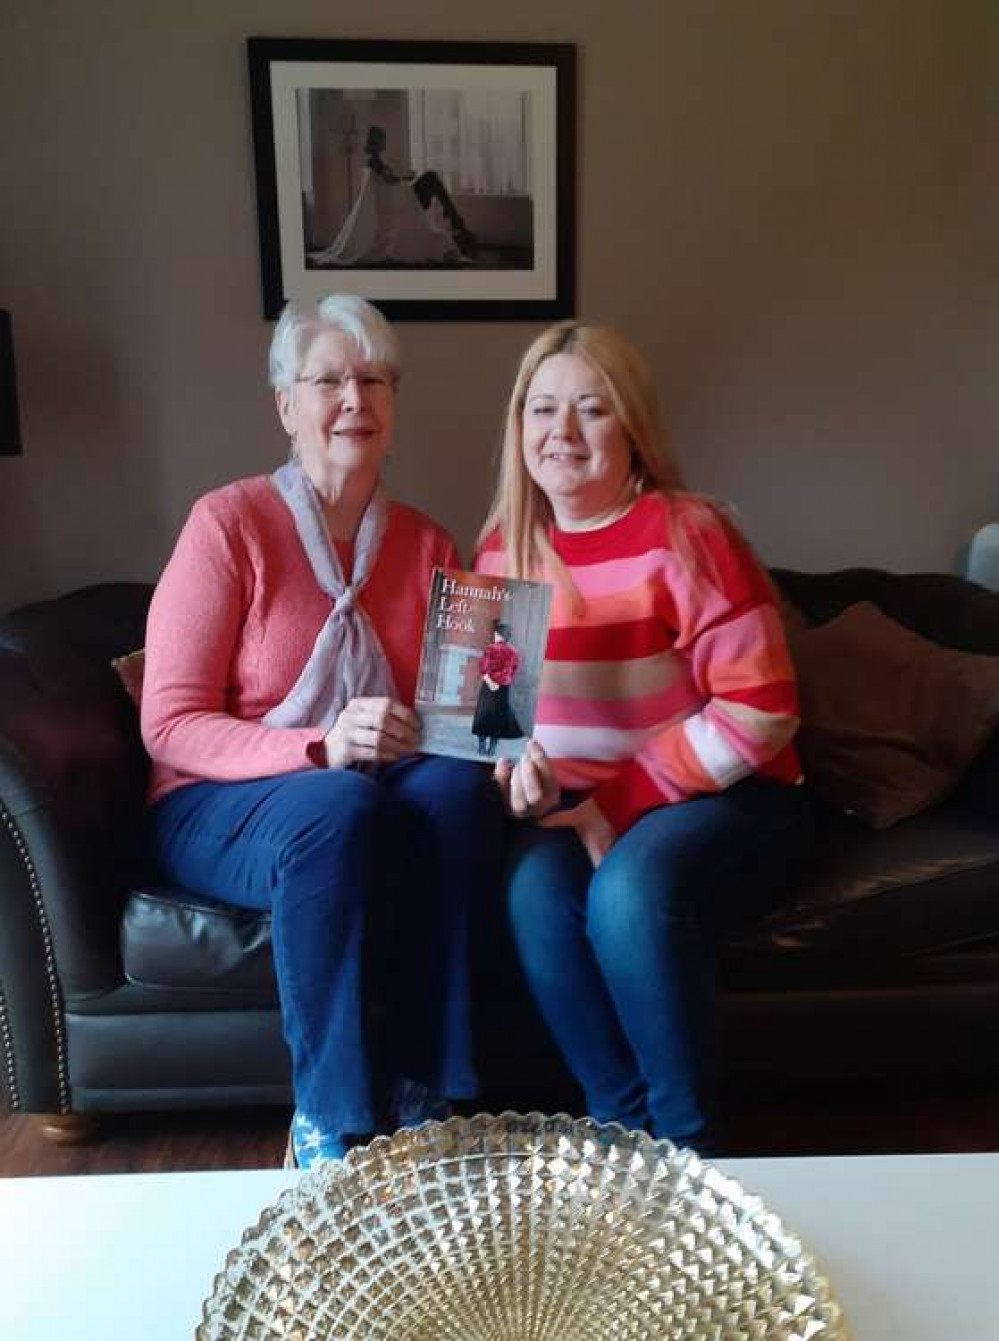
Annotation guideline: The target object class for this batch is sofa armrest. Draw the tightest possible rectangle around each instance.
[0,742,76,1112]
[0,586,153,1015]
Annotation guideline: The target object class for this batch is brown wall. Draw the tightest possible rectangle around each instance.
[0,1,994,610]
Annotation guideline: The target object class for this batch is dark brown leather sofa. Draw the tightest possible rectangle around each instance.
[2,570,998,1135]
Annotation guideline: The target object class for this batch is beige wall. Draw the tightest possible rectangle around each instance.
[0,0,993,610]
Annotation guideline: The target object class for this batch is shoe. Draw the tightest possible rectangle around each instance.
[392,1078,453,1128]
[287,1110,349,1170]
[452,226,478,259]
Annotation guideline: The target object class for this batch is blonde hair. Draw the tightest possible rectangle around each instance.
[479,320,689,579]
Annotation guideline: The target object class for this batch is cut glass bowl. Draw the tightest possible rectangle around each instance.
[198,1112,849,1339]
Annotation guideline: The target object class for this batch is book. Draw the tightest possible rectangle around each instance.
[415,566,552,763]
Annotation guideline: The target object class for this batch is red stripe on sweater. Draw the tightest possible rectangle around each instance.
[546,618,670,661]
[711,681,799,713]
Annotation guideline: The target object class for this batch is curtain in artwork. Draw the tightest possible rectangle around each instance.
[407,91,531,196]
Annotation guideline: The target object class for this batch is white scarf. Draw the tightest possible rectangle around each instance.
[261,461,398,732]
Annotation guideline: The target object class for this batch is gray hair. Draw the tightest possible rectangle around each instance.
[267,294,401,392]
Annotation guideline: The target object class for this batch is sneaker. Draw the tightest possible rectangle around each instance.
[393,1078,453,1128]
[288,1110,349,1170]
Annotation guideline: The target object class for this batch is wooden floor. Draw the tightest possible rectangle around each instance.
[2,1078,996,1178]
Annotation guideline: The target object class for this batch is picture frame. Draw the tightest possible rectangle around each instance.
[247,37,576,321]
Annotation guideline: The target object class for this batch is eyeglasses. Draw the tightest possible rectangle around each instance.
[295,370,394,397]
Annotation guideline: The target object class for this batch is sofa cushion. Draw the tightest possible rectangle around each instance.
[121,886,277,997]
[111,648,145,709]
[721,796,999,987]
[789,602,999,828]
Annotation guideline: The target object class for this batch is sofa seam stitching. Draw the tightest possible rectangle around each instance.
[0,800,71,1112]
[0,983,20,1111]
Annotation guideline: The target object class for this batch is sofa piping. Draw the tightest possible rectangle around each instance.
[0,801,70,1112]
[0,983,19,1111]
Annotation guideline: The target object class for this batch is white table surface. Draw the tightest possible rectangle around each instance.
[0,1152,995,1339]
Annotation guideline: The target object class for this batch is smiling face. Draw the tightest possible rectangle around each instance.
[521,352,635,529]
[275,328,395,496]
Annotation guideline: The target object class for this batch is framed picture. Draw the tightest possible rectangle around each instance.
[247,37,576,321]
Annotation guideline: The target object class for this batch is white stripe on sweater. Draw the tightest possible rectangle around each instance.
[682,712,753,788]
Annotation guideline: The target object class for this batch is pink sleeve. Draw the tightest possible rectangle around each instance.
[594,511,800,832]
[140,496,324,783]
[440,534,462,571]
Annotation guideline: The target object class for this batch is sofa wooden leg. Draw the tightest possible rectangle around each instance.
[36,1113,102,1145]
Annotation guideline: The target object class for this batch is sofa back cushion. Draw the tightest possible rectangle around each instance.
[788,601,999,828]
[772,567,999,654]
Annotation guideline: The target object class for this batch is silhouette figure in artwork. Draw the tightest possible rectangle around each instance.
[472,621,523,757]
[310,125,478,267]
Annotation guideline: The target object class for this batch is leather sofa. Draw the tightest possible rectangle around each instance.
[2,570,998,1133]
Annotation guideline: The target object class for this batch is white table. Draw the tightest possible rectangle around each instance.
[0,1153,995,1338]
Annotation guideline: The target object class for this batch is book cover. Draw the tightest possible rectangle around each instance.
[415,567,552,762]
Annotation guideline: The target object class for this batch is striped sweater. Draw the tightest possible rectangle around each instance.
[476,492,802,834]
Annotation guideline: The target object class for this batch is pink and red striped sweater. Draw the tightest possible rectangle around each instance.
[476,492,802,834]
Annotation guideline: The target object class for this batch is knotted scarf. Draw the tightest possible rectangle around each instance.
[261,461,397,732]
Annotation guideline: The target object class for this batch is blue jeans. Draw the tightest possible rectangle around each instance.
[506,778,813,1150]
[147,755,504,1135]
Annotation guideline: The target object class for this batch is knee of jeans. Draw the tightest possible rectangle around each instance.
[410,758,503,830]
[507,858,582,948]
[279,772,390,869]
[588,862,692,947]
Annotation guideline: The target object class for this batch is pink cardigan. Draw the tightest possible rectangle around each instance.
[141,475,459,804]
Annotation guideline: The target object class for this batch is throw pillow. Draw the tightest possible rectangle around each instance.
[111,648,145,709]
[787,602,999,828]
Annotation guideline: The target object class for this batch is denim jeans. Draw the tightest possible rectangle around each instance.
[147,755,505,1136]
[506,778,813,1150]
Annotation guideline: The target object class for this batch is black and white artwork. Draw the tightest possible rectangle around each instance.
[248,39,575,320]
[301,88,534,273]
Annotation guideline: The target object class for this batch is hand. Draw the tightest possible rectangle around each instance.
[494,740,560,819]
[322,697,420,769]
[540,797,616,868]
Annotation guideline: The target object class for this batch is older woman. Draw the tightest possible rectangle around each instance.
[476,321,812,1153]
[142,294,503,1167]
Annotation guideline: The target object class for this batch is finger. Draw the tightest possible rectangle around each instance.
[492,759,514,809]
[362,724,416,759]
[582,833,603,868]
[381,700,421,732]
[351,698,420,732]
[538,809,574,831]
[362,709,420,749]
[525,739,550,766]
[517,758,546,810]
[523,741,556,789]
[508,763,528,816]
[374,723,421,753]
[335,718,387,756]
[338,739,382,764]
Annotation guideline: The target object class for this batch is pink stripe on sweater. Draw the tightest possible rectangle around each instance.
[537,686,700,731]
[553,547,673,597]
[691,605,795,693]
